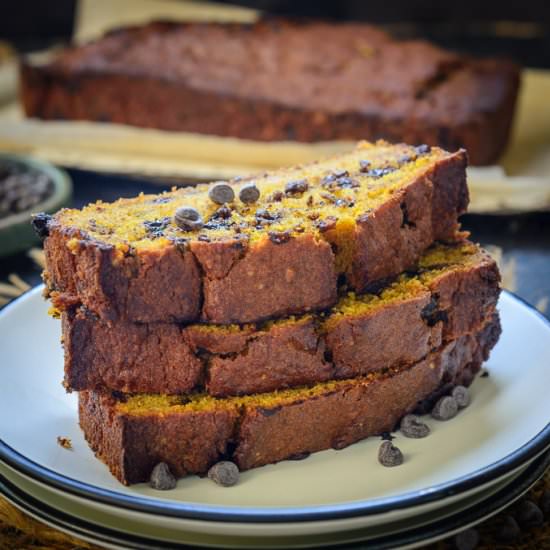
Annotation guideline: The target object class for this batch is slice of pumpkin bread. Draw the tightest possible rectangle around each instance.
[41,141,468,324]
[79,316,500,485]
[63,241,499,396]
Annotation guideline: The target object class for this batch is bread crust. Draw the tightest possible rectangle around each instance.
[79,317,500,484]
[64,243,500,395]
[20,20,519,165]
[44,146,468,325]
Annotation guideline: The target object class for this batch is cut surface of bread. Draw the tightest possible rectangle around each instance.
[43,141,468,324]
[63,241,500,396]
[79,315,500,485]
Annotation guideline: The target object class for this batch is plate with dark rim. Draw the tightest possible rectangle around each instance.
[1,448,549,549]
[0,288,549,538]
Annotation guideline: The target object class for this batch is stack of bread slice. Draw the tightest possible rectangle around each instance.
[38,141,500,485]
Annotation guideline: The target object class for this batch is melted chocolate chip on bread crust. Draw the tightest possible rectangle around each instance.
[62,241,500,396]
[20,19,519,165]
[78,316,500,485]
[43,142,468,325]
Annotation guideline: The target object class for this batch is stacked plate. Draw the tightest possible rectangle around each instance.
[1,288,549,549]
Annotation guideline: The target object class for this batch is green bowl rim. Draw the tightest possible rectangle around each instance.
[0,153,72,231]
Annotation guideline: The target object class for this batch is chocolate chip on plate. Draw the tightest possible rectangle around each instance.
[174,206,204,231]
[31,212,52,239]
[454,528,480,550]
[452,385,471,409]
[149,462,177,490]
[239,183,260,204]
[495,515,521,543]
[378,441,403,467]
[400,414,430,438]
[208,182,235,205]
[516,500,544,528]
[207,461,239,487]
[431,396,458,421]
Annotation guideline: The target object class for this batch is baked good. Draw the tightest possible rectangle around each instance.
[40,141,468,325]
[20,19,520,165]
[63,241,500,396]
[79,316,500,485]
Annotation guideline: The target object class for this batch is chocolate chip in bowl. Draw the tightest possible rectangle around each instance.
[0,154,72,257]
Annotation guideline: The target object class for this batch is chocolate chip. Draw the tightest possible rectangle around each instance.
[208,182,235,205]
[307,195,314,207]
[451,386,471,409]
[380,432,395,441]
[420,297,448,327]
[269,231,291,244]
[31,212,51,239]
[149,462,177,490]
[516,500,544,528]
[359,160,371,172]
[315,217,337,232]
[211,205,232,220]
[378,441,403,467]
[336,176,359,189]
[239,183,260,204]
[151,196,172,204]
[431,396,458,421]
[255,208,276,221]
[454,528,479,550]
[207,461,239,487]
[495,515,521,543]
[288,452,310,461]
[143,216,171,237]
[285,179,308,195]
[480,370,490,378]
[366,166,397,179]
[540,490,550,515]
[333,169,349,178]
[271,190,284,202]
[174,206,203,231]
[400,414,430,438]
[415,144,431,155]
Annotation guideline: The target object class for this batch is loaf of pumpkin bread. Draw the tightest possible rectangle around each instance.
[39,141,468,325]
[79,316,500,485]
[63,241,499,396]
[20,19,519,165]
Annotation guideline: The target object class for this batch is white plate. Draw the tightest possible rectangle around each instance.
[1,451,548,549]
[0,288,549,532]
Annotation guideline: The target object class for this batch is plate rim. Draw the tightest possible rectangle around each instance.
[0,288,549,523]
[2,449,549,550]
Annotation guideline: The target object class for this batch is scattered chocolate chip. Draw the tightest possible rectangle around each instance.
[271,190,284,202]
[207,461,239,487]
[380,432,395,441]
[454,528,479,550]
[420,297,448,327]
[496,515,521,543]
[306,195,314,207]
[333,169,349,178]
[174,206,203,231]
[415,144,431,155]
[239,183,260,204]
[169,237,188,252]
[197,234,211,242]
[150,462,177,490]
[431,396,458,421]
[208,182,235,205]
[31,212,51,239]
[480,370,490,378]
[540,490,550,515]
[516,500,544,528]
[400,414,430,438]
[359,160,371,172]
[269,230,291,244]
[378,441,403,467]
[151,196,172,204]
[285,179,309,195]
[451,386,471,409]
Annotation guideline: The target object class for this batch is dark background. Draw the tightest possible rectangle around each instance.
[0,0,549,313]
